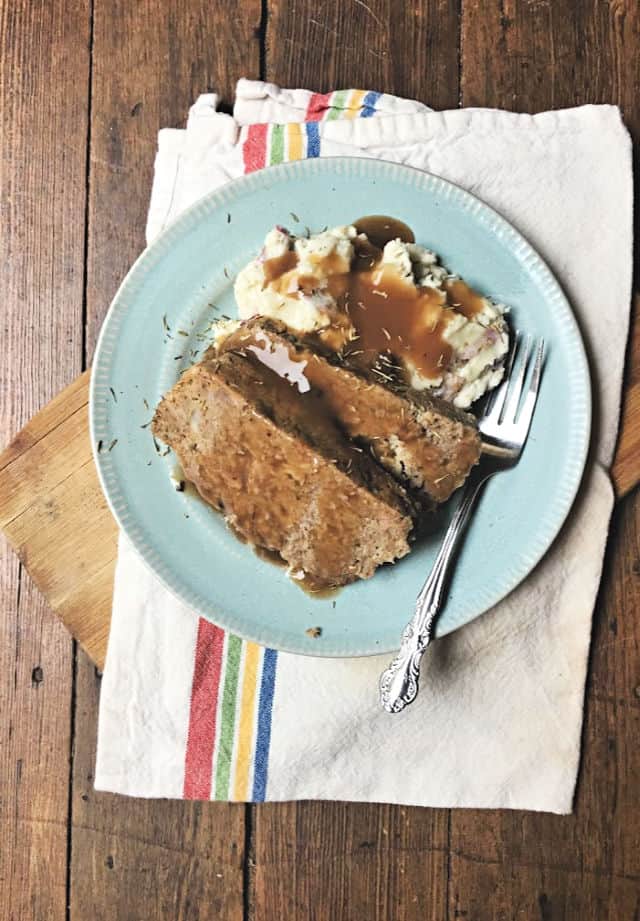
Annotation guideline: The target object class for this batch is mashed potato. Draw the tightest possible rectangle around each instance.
[233,224,509,409]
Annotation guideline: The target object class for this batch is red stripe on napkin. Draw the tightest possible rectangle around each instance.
[183,620,225,799]
[305,92,332,121]
[242,123,269,174]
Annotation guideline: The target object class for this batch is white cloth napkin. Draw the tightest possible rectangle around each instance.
[95,80,632,812]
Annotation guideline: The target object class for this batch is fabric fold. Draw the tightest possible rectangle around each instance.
[95,80,632,813]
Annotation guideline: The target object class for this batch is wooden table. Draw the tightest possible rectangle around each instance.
[1,2,638,918]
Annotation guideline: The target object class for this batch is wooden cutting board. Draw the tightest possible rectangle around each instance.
[1,332,639,670]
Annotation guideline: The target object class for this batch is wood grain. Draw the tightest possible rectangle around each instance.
[461,0,639,132]
[0,0,90,918]
[448,489,640,921]
[70,654,246,921]
[68,2,261,919]
[85,0,262,359]
[452,1,640,918]
[0,0,639,918]
[267,0,459,110]
[612,299,640,497]
[254,801,449,920]
[613,379,640,497]
[0,372,116,668]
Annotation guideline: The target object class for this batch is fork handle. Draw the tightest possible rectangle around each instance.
[379,471,487,713]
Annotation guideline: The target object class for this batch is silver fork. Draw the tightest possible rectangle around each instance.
[379,334,545,713]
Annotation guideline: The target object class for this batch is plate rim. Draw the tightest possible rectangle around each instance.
[90,156,592,658]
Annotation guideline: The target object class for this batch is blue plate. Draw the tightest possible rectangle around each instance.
[90,158,590,657]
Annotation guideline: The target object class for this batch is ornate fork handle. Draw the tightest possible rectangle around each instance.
[379,470,488,713]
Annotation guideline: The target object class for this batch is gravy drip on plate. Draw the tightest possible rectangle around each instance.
[353,214,415,249]
[255,545,340,598]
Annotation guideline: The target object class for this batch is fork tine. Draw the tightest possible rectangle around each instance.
[483,331,520,422]
[515,339,545,439]
[502,333,533,423]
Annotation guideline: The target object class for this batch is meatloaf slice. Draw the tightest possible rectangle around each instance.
[152,349,416,587]
[218,319,481,503]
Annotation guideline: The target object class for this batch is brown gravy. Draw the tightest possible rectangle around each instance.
[297,575,341,600]
[253,543,286,566]
[263,249,297,283]
[354,214,415,249]
[255,544,341,599]
[342,267,453,380]
[186,447,346,594]
[260,217,487,381]
[351,237,382,272]
[445,278,485,320]
[230,513,342,599]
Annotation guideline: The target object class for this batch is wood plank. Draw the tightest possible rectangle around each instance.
[612,299,640,497]
[452,1,640,917]
[69,2,262,919]
[0,0,90,918]
[254,801,449,920]
[448,490,640,920]
[0,372,117,668]
[255,2,460,919]
[461,0,639,136]
[2,410,90,533]
[0,1,635,918]
[588,487,640,884]
[266,0,460,110]
[0,371,90,470]
[84,0,263,358]
[7,459,117,654]
[613,379,640,497]
[0,575,75,921]
[69,653,246,921]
